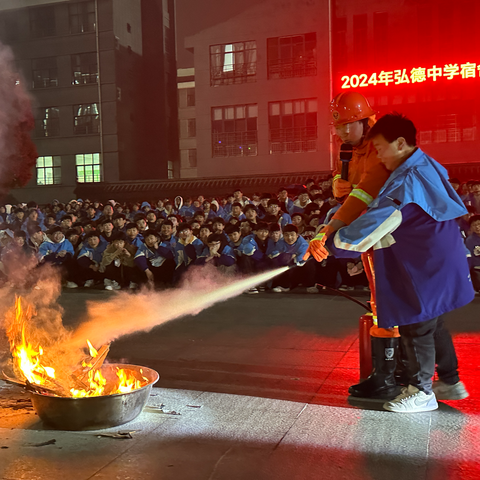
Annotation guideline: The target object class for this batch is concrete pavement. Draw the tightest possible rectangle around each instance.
[1,290,480,479]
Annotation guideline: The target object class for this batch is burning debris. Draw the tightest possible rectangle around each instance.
[4,296,150,398]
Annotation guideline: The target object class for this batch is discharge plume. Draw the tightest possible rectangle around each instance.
[70,265,290,348]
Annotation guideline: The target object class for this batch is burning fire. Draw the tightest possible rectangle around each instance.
[5,296,148,397]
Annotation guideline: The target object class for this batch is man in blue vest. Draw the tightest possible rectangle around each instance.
[305,113,473,413]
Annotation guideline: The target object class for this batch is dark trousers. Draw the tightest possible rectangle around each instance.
[272,258,316,288]
[399,315,459,394]
[104,264,140,287]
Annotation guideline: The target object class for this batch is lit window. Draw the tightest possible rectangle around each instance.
[76,153,101,183]
[74,104,100,135]
[36,156,61,185]
[210,41,257,86]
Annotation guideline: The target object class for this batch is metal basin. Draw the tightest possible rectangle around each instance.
[29,364,159,431]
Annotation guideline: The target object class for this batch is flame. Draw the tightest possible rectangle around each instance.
[7,296,149,398]
[7,297,57,386]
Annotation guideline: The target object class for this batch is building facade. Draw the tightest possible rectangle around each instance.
[177,67,197,178]
[181,0,479,183]
[184,0,332,179]
[0,0,178,204]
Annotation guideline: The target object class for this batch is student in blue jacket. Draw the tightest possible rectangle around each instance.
[271,225,317,293]
[306,113,473,413]
[77,230,107,287]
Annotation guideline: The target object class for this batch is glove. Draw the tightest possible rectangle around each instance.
[303,225,334,262]
[333,178,352,198]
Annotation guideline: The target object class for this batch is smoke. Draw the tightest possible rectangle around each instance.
[0,41,37,196]
[69,265,289,348]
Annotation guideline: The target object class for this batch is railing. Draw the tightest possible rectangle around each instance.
[269,127,317,153]
[267,58,317,79]
[212,131,258,157]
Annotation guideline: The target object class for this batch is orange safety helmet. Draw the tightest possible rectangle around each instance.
[330,92,376,126]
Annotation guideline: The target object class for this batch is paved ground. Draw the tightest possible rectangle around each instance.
[1,289,480,479]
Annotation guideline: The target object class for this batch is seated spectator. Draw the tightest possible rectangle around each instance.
[308,184,322,198]
[466,181,480,213]
[125,222,144,249]
[212,217,226,236]
[160,220,176,247]
[244,204,258,225]
[305,178,315,191]
[193,211,206,226]
[60,215,73,233]
[174,223,204,281]
[226,202,246,222]
[233,188,250,207]
[291,189,311,215]
[38,226,76,286]
[240,220,254,238]
[43,213,57,230]
[113,213,127,233]
[302,226,316,242]
[141,201,152,213]
[134,213,149,235]
[0,230,36,287]
[466,214,480,292]
[291,213,305,235]
[100,219,115,244]
[163,202,175,218]
[267,199,291,228]
[77,230,107,288]
[457,205,475,239]
[257,194,271,219]
[196,233,236,274]
[134,230,175,288]
[65,228,82,253]
[10,208,25,231]
[202,200,216,221]
[278,187,294,216]
[225,224,243,258]
[27,225,46,256]
[97,203,114,224]
[241,222,272,294]
[271,225,316,293]
[85,205,100,222]
[100,231,138,290]
[199,224,212,245]
[52,203,66,222]
[146,210,157,230]
[167,214,179,235]
[190,220,202,237]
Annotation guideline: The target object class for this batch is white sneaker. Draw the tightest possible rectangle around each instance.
[66,281,78,289]
[272,286,290,293]
[104,278,112,287]
[84,279,94,288]
[105,285,113,291]
[432,380,469,400]
[383,385,438,413]
[245,287,259,295]
[112,280,121,290]
[129,282,138,289]
[339,285,354,291]
[306,286,318,294]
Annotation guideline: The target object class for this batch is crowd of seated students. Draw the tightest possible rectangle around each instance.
[0,174,424,293]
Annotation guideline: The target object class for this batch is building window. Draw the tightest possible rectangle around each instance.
[187,119,196,137]
[0,11,19,43]
[269,99,317,154]
[212,104,258,157]
[167,161,173,179]
[72,53,98,85]
[32,57,58,89]
[69,1,96,34]
[210,41,257,86]
[36,156,61,185]
[76,153,101,183]
[186,88,195,107]
[74,104,100,135]
[267,33,316,79]
[35,107,60,137]
[188,149,197,167]
[29,6,56,38]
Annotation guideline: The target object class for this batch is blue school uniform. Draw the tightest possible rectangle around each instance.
[326,148,474,328]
